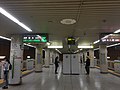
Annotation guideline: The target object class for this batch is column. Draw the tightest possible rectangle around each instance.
[35,46,43,72]
[99,44,108,73]
[89,49,95,67]
[80,52,83,63]
[44,49,50,68]
[50,51,54,65]
[83,51,87,63]
[9,35,23,85]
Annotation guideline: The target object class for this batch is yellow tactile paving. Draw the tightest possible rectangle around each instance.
[22,70,34,76]
[0,79,4,84]
[95,66,120,77]
[108,70,120,76]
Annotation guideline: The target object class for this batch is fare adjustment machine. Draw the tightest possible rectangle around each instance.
[63,54,79,75]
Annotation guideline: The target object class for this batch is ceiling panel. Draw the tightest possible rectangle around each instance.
[0,0,120,53]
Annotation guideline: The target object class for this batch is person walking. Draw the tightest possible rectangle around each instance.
[85,56,90,75]
[2,57,11,89]
[54,56,59,74]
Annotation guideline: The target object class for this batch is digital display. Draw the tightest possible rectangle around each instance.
[23,34,48,43]
[67,37,75,45]
[101,34,120,42]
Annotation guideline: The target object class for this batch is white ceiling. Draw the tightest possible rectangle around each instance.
[0,0,120,53]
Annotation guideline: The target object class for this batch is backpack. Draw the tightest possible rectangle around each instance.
[9,63,12,70]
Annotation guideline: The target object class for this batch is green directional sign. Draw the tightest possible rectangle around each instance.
[23,33,48,43]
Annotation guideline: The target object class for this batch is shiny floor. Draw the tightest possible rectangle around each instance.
[1,64,120,90]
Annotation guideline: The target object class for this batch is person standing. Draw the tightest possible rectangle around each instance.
[85,56,90,75]
[54,56,59,74]
[2,57,11,89]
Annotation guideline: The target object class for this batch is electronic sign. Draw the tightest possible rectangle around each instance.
[67,37,75,45]
[101,34,120,42]
[23,33,48,43]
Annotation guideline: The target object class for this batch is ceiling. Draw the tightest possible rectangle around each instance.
[0,0,120,53]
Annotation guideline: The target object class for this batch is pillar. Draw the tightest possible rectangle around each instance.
[50,51,54,65]
[80,52,83,63]
[44,49,50,68]
[89,49,95,67]
[35,46,43,72]
[9,35,23,85]
[99,44,108,73]
[83,51,87,63]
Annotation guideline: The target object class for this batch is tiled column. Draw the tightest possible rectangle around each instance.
[9,35,23,84]
[44,49,50,68]
[35,46,43,72]
[83,51,87,63]
[89,49,95,67]
[99,44,108,73]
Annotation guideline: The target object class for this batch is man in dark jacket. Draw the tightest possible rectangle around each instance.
[54,56,59,74]
[85,56,90,75]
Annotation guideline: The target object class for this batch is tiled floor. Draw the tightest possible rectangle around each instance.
[1,64,120,90]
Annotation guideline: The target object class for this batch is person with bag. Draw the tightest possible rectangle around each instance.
[2,57,12,89]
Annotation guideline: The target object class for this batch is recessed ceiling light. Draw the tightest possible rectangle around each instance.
[60,19,76,25]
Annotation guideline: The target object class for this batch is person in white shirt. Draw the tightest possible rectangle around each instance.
[2,57,11,89]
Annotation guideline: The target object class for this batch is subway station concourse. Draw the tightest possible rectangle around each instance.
[0,0,120,90]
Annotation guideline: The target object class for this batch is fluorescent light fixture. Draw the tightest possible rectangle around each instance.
[0,7,32,32]
[0,56,6,59]
[107,43,120,48]
[107,57,110,59]
[93,34,112,44]
[94,48,99,51]
[93,40,100,44]
[78,46,93,48]
[74,50,80,53]
[48,46,63,48]
[114,29,120,33]
[80,49,83,51]
[46,42,51,46]
[27,56,30,59]
[0,36,11,41]
[101,35,109,39]
[55,49,62,54]
[94,43,120,50]
[24,43,36,48]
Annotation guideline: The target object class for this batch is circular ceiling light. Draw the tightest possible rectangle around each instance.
[60,19,76,25]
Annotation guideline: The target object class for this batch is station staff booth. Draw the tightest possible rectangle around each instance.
[63,54,80,75]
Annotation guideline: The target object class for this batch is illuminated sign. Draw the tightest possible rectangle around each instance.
[23,34,48,43]
[67,37,75,45]
[101,34,120,43]
[102,38,120,42]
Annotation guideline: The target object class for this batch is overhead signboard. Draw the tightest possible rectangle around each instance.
[100,33,120,43]
[23,33,48,43]
[67,37,75,45]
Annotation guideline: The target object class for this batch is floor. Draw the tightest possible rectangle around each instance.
[1,64,120,90]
